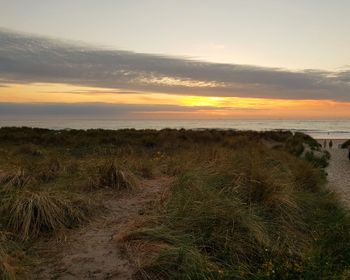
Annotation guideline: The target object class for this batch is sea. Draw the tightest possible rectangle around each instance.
[0,119,350,139]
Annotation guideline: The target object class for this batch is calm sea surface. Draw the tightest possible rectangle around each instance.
[1,119,350,139]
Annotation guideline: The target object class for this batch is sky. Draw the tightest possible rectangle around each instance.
[1,0,350,119]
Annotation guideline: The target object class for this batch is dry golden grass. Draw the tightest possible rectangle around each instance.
[88,161,138,191]
[0,168,33,188]
[0,189,95,240]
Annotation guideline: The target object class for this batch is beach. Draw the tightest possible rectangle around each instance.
[317,139,350,206]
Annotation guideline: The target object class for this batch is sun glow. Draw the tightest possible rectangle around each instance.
[181,96,227,107]
[1,83,350,119]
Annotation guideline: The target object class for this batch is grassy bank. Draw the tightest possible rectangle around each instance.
[0,127,348,279]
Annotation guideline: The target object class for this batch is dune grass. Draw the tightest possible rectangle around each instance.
[0,232,17,280]
[125,141,349,279]
[0,189,95,240]
[88,161,137,191]
[0,127,347,279]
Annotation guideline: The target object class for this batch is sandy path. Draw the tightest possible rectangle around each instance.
[323,140,350,206]
[34,177,171,280]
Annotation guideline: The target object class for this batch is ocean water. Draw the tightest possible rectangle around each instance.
[0,119,350,139]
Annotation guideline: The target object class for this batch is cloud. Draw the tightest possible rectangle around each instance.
[1,29,350,101]
[0,102,226,117]
[0,102,266,120]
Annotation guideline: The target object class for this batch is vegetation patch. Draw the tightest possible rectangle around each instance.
[0,189,95,240]
[341,139,350,149]
[88,161,137,191]
[0,168,33,189]
[0,127,347,279]
[126,142,350,279]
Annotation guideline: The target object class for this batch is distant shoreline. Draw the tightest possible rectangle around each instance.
[0,119,349,140]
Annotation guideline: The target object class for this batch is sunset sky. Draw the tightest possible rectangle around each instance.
[1,0,350,119]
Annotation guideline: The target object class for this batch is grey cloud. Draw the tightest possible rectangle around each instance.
[0,102,264,119]
[0,102,227,117]
[46,90,141,95]
[0,29,350,101]
[337,71,350,82]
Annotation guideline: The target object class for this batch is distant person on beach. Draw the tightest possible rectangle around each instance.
[329,140,333,149]
[323,139,327,148]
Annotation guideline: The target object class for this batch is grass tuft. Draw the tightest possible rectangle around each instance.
[0,168,33,188]
[0,190,94,240]
[36,157,62,182]
[0,231,19,280]
[89,161,136,190]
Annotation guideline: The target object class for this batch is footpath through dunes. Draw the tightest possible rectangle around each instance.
[323,140,350,206]
[34,177,172,280]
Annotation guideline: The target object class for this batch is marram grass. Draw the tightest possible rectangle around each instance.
[127,144,350,279]
[0,189,94,240]
[0,127,348,279]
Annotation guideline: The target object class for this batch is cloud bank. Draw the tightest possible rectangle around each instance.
[0,29,350,101]
[0,102,236,118]
[0,102,261,120]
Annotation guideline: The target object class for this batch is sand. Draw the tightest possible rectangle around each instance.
[319,139,350,206]
[34,177,172,280]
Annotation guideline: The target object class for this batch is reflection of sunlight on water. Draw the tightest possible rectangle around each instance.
[1,119,350,139]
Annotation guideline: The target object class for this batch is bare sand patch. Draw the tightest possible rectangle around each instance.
[318,139,350,206]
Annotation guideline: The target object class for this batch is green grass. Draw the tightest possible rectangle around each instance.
[127,144,349,279]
